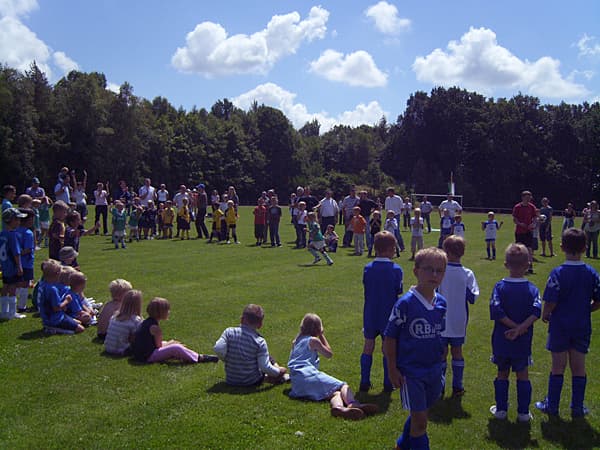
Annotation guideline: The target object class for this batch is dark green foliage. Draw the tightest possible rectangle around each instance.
[0,64,598,207]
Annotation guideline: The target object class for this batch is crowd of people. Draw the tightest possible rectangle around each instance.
[2,169,600,449]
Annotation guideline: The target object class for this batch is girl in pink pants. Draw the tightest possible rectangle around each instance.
[132,297,218,364]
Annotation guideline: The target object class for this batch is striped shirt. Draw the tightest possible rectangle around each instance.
[214,325,280,386]
[104,315,142,355]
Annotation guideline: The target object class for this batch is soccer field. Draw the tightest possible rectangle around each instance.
[1,208,599,449]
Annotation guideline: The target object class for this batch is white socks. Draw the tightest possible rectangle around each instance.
[17,287,28,310]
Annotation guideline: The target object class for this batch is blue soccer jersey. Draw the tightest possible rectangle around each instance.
[65,289,84,317]
[440,216,454,233]
[384,288,447,377]
[39,282,66,327]
[0,229,22,278]
[543,261,600,337]
[363,258,403,334]
[490,278,541,358]
[17,226,35,269]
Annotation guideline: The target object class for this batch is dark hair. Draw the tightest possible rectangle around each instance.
[561,228,587,254]
[2,185,16,195]
[242,304,264,326]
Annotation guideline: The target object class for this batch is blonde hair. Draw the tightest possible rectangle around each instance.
[59,266,77,285]
[442,235,465,258]
[374,230,397,255]
[108,279,133,299]
[41,259,62,278]
[116,290,143,321]
[299,313,323,337]
[147,297,170,320]
[414,247,448,269]
[69,271,87,288]
[504,243,529,268]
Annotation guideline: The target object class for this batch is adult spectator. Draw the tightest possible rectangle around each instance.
[138,178,156,207]
[317,190,339,231]
[25,177,45,199]
[228,186,240,211]
[358,190,379,250]
[94,181,110,235]
[195,184,209,239]
[54,173,71,204]
[71,170,88,221]
[298,186,318,212]
[512,190,537,273]
[420,195,433,233]
[583,200,600,259]
[341,187,360,247]
[156,183,169,204]
[439,194,462,218]
[384,187,404,244]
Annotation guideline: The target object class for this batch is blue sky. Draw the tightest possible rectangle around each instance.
[1,0,599,131]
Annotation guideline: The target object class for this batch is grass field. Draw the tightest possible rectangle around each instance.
[1,208,599,449]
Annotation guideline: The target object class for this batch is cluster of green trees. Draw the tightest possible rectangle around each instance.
[1,63,598,207]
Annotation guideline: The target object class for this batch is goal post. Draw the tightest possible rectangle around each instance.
[410,193,464,210]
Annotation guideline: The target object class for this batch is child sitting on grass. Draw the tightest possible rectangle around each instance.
[64,270,95,326]
[438,236,479,398]
[324,224,339,253]
[38,259,85,334]
[489,243,541,422]
[288,313,378,420]
[105,289,143,356]
[132,297,218,364]
[214,304,288,386]
[383,247,448,449]
[535,228,600,418]
[97,279,133,340]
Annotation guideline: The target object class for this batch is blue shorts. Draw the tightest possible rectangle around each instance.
[363,328,384,340]
[399,368,442,412]
[485,239,496,243]
[53,315,79,331]
[22,268,34,282]
[440,336,465,347]
[491,355,532,372]
[547,331,590,354]
[2,274,20,285]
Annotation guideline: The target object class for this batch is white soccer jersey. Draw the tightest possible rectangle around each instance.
[484,220,499,240]
[439,263,479,338]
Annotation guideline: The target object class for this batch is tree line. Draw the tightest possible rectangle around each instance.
[1,62,598,207]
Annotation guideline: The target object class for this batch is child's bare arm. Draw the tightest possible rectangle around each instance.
[309,334,333,358]
[542,302,557,322]
[382,337,404,387]
[150,324,163,348]
[497,316,519,330]
[504,314,538,340]
[54,294,71,312]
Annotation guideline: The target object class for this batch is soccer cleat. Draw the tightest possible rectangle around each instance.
[534,398,554,415]
[517,412,533,423]
[452,388,465,397]
[490,405,507,420]
[572,406,590,418]
[327,260,334,266]
[359,383,372,392]
[312,257,321,264]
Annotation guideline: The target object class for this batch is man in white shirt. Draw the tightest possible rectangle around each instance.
[439,194,462,218]
[138,178,156,207]
[420,196,433,233]
[384,187,404,221]
[317,190,339,231]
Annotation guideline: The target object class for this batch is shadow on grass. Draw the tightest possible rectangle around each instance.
[356,390,393,414]
[429,396,471,424]
[486,418,538,449]
[90,336,104,345]
[18,329,52,340]
[207,381,276,395]
[540,416,600,450]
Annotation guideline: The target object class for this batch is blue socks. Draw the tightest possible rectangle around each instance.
[571,376,587,416]
[487,247,491,258]
[517,380,532,414]
[547,373,564,415]
[452,359,464,390]
[360,353,372,387]
[494,378,509,412]
[396,416,411,450]
[383,356,392,390]
[410,433,430,450]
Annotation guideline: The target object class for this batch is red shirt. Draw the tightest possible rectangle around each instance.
[512,202,536,234]
[253,206,267,225]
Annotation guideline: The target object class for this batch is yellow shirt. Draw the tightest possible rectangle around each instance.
[177,206,190,223]
[225,207,237,225]
[162,207,175,225]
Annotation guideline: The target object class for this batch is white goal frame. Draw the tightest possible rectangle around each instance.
[410,193,464,209]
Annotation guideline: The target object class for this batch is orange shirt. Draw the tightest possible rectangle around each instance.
[351,214,367,234]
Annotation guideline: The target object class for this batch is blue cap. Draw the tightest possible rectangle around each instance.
[196,183,205,189]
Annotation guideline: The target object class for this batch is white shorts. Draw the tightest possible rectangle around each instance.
[113,230,126,238]
[310,240,326,251]
[40,221,49,230]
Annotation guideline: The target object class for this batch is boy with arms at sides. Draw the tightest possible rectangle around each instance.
[267,195,282,247]
[383,247,448,450]
[16,209,36,315]
[48,200,68,261]
[350,206,367,256]
[214,304,288,386]
[535,228,600,418]
[0,208,27,319]
[489,243,541,422]
[482,211,503,260]
[438,236,479,398]
[360,231,403,393]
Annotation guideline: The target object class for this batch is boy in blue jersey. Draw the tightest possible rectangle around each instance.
[489,243,541,422]
[438,209,454,248]
[0,208,27,319]
[439,236,479,398]
[383,247,447,450]
[360,231,403,393]
[16,209,36,315]
[535,228,600,418]
[38,259,85,334]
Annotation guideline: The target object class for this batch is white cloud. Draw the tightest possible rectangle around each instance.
[365,1,410,35]
[413,27,589,99]
[576,34,600,57]
[232,82,387,132]
[53,51,79,73]
[309,49,387,87]
[172,6,329,77]
[0,2,79,81]
[107,82,121,93]
[0,0,37,17]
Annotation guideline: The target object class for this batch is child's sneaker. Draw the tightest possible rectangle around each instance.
[452,387,465,397]
[517,412,533,423]
[490,405,507,419]
[327,260,334,266]
[312,257,321,264]
[359,383,372,392]
[199,354,219,363]
[534,398,558,416]
[572,406,590,418]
